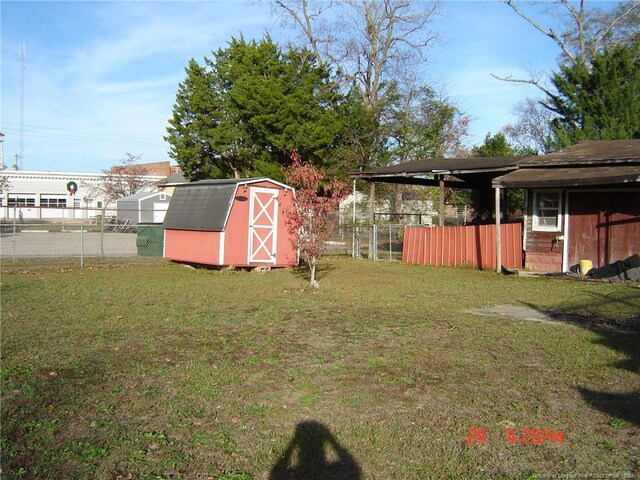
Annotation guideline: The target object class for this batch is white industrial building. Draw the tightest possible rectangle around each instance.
[0,170,166,220]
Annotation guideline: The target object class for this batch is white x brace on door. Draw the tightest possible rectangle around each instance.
[248,187,279,264]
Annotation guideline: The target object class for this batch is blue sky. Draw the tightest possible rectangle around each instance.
[0,1,612,173]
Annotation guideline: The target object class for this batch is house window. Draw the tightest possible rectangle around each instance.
[73,198,81,208]
[533,191,562,231]
[7,195,36,207]
[159,193,167,201]
[41,197,67,208]
[97,201,103,208]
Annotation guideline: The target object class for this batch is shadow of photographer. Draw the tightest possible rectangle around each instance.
[269,420,362,480]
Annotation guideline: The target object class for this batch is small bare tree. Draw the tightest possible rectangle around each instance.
[86,153,155,208]
[503,98,557,154]
[0,163,10,194]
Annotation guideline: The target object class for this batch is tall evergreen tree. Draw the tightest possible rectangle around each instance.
[547,42,640,148]
[165,36,355,180]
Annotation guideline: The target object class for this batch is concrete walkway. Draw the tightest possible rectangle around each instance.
[466,305,560,325]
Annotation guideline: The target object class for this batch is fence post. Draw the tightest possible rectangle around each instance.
[12,211,16,260]
[372,224,378,261]
[100,207,105,257]
[80,223,84,268]
[389,224,392,261]
[495,187,501,274]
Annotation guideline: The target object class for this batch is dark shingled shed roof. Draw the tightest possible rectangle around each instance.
[163,178,270,232]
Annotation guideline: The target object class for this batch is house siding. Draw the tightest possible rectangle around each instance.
[523,188,640,272]
[567,190,640,269]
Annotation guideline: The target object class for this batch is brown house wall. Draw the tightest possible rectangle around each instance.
[524,188,640,273]
[567,190,640,269]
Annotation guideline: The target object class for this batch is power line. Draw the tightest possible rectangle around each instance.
[4,127,164,147]
[0,121,165,143]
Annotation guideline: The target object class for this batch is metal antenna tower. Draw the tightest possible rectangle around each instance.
[0,132,5,168]
[19,42,26,170]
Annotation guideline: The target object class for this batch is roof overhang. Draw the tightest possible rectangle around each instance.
[350,157,519,188]
[493,165,640,188]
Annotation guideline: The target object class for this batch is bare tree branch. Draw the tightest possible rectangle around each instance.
[593,1,640,47]
[490,72,555,98]
[84,153,155,207]
[504,0,578,65]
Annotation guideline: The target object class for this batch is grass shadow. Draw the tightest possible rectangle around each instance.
[269,420,361,480]
[291,262,338,283]
[577,388,640,426]
[519,289,640,426]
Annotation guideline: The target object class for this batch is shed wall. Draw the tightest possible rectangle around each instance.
[164,230,221,265]
[117,200,139,225]
[139,196,171,224]
[224,181,298,267]
[523,188,640,272]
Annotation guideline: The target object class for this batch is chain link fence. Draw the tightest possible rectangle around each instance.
[0,216,164,271]
[1,204,470,269]
[327,224,406,261]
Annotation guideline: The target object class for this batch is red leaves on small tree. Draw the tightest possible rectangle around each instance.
[283,150,349,289]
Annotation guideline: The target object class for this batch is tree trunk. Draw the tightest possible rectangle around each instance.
[309,259,319,289]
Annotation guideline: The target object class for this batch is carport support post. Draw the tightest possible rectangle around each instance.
[352,179,356,258]
[439,177,445,227]
[369,182,376,260]
[495,186,501,274]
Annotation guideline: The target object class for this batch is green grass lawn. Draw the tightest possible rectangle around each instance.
[1,258,639,479]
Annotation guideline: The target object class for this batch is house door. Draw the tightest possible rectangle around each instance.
[248,187,279,264]
[568,191,640,269]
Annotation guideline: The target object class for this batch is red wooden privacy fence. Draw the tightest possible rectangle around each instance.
[402,223,523,269]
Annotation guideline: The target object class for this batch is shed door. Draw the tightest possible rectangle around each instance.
[248,187,279,264]
[568,191,640,268]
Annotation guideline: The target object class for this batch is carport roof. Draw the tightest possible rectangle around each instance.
[350,157,519,188]
[349,140,640,189]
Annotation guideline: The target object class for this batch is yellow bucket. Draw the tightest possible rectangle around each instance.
[579,259,593,275]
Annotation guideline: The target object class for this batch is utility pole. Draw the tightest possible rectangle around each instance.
[19,42,26,170]
[0,132,5,168]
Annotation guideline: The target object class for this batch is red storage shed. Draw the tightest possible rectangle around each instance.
[163,178,298,268]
